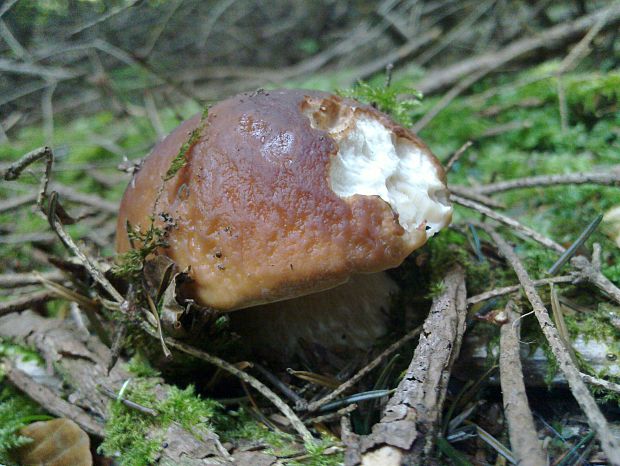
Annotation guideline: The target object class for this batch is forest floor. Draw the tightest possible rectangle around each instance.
[1,5,620,464]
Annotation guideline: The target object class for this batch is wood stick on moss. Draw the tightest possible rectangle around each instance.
[580,374,620,394]
[307,324,423,413]
[469,170,620,195]
[449,185,504,209]
[466,275,573,306]
[499,301,547,466]
[416,3,620,95]
[452,194,565,253]
[141,324,314,444]
[571,255,620,306]
[479,224,620,465]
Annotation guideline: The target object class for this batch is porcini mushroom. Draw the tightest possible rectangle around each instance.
[116,89,451,359]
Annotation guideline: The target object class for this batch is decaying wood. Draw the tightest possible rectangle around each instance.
[344,265,467,466]
[0,311,238,464]
[499,301,547,466]
[480,226,620,466]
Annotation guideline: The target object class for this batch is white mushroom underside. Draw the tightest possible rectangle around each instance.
[329,116,451,239]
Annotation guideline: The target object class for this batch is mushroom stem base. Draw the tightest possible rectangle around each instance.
[228,272,397,362]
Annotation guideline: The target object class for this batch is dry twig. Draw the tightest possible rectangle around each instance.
[499,301,547,466]
[345,266,466,465]
[0,289,56,316]
[452,194,565,253]
[449,185,505,209]
[571,255,620,306]
[466,275,573,306]
[0,270,64,288]
[580,374,620,394]
[444,140,473,173]
[470,170,620,195]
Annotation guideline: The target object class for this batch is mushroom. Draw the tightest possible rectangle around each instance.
[116,89,452,360]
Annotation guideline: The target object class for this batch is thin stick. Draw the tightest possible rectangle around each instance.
[558,9,610,75]
[470,170,620,195]
[452,194,565,253]
[97,385,158,417]
[444,140,473,173]
[306,324,422,413]
[480,224,620,465]
[571,255,620,305]
[416,3,620,94]
[449,185,505,209]
[499,300,547,466]
[0,290,55,316]
[384,63,394,88]
[142,325,314,443]
[52,183,118,213]
[2,146,53,209]
[0,270,64,288]
[305,404,358,426]
[580,373,620,393]
[47,193,124,304]
[0,193,37,214]
[254,363,307,411]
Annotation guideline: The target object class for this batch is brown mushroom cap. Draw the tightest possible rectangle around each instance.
[116,89,451,311]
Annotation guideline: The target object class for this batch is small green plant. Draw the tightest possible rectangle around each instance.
[164,106,209,181]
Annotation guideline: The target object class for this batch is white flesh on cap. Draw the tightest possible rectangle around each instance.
[329,116,451,240]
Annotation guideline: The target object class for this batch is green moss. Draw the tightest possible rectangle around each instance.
[126,353,161,378]
[99,403,161,466]
[112,218,170,281]
[217,408,343,465]
[288,438,344,466]
[339,80,422,127]
[99,379,222,465]
[217,407,298,454]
